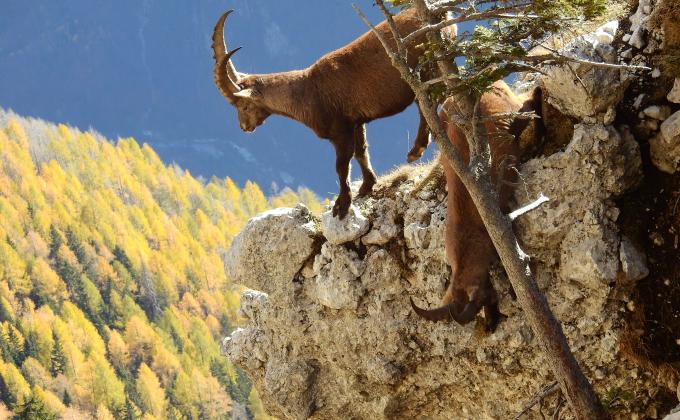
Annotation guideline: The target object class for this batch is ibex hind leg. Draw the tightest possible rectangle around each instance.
[353,124,377,197]
[407,105,431,163]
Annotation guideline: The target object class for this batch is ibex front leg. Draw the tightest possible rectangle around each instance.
[332,133,355,219]
[353,124,377,197]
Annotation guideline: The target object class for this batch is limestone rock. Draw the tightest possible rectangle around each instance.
[320,204,369,244]
[221,118,649,417]
[668,78,680,104]
[223,204,320,294]
[665,405,680,420]
[585,20,618,46]
[541,37,630,119]
[643,105,672,121]
[629,0,651,49]
[650,111,680,173]
[662,111,680,143]
[620,236,650,282]
[515,124,641,258]
[311,243,365,309]
[559,212,620,285]
[362,199,400,245]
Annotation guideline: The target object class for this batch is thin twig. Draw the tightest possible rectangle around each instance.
[374,0,408,56]
[529,44,652,72]
[515,382,560,419]
[552,394,566,420]
[423,72,461,86]
[403,4,533,45]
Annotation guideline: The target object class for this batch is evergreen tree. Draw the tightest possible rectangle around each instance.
[21,331,39,362]
[6,326,24,365]
[119,396,138,420]
[112,246,135,277]
[47,225,62,260]
[49,332,65,377]
[12,392,56,420]
[65,226,87,265]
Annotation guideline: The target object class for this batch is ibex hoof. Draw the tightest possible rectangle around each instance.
[483,304,506,333]
[407,147,425,163]
[357,179,376,198]
[332,196,351,220]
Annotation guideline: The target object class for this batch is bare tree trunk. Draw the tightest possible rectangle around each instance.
[354,2,607,418]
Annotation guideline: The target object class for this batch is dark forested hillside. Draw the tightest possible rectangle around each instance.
[0,109,322,418]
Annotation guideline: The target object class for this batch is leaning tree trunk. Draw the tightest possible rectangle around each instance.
[355,1,607,418]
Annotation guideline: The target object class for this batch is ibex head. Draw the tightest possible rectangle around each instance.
[212,10,271,133]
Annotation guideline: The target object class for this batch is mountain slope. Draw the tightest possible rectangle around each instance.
[0,109,321,418]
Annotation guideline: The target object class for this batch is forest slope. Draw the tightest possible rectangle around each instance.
[0,109,321,419]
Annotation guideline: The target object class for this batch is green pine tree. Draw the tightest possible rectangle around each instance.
[49,332,66,377]
[12,392,56,420]
[6,326,24,364]
[65,226,87,266]
[47,225,63,261]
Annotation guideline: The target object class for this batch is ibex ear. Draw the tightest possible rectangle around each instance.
[233,88,256,99]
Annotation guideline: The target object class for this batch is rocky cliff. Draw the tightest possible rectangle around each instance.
[222,1,680,418]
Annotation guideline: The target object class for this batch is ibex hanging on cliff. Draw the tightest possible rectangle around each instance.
[212,9,435,219]
[411,82,542,332]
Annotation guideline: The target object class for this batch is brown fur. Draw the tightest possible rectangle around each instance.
[411,82,543,332]
[212,9,436,219]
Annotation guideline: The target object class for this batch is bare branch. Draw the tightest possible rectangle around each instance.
[374,0,408,57]
[423,72,461,86]
[515,382,560,419]
[509,193,550,220]
[522,50,653,72]
[403,3,532,45]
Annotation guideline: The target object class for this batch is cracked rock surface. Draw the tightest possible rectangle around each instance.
[218,5,680,418]
[222,120,653,418]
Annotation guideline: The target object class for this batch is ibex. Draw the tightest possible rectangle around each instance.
[411,81,542,332]
[212,9,435,219]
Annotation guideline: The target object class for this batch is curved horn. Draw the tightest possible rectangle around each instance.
[212,10,246,100]
[409,297,480,324]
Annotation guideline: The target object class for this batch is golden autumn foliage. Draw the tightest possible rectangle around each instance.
[0,110,324,418]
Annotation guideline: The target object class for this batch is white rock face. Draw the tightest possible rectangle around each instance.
[643,105,672,121]
[221,119,652,418]
[650,111,680,173]
[668,78,680,104]
[586,20,618,45]
[541,37,630,119]
[223,204,320,294]
[628,0,651,49]
[320,205,370,244]
[311,243,365,309]
[362,199,400,245]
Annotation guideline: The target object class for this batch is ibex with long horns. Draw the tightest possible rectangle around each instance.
[212,9,435,219]
[411,82,542,332]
